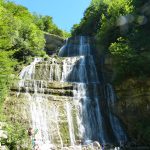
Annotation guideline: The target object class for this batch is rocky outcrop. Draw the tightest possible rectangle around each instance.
[0,122,8,150]
[11,81,73,96]
[44,33,64,55]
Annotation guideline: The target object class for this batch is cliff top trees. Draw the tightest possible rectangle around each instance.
[71,0,150,80]
[71,0,106,36]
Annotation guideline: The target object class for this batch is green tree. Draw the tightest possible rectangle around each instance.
[33,14,70,38]
[0,6,18,50]
[0,51,17,106]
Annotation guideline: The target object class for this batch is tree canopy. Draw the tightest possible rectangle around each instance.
[71,0,150,81]
[71,0,150,145]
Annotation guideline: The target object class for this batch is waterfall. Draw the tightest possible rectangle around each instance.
[59,36,127,146]
[65,102,75,146]
[19,58,54,150]
[106,84,127,145]
[59,36,107,145]
[17,35,127,149]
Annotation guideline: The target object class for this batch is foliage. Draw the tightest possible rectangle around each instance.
[13,21,46,62]
[0,6,18,50]
[0,51,17,107]
[0,1,46,62]
[109,37,150,82]
[71,0,106,36]
[33,13,70,38]
[72,0,150,80]
[1,122,31,150]
[0,0,69,63]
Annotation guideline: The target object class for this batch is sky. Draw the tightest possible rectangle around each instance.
[12,0,91,32]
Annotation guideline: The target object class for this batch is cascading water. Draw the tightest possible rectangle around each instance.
[59,36,127,147]
[19,58,55,150]
[65,102,76,146]
[106,84,127,145]
[59,36,107,145]
[17,36,127,149]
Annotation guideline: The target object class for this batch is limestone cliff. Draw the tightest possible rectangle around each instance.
[102,55,150,146]
[44,33,64,55]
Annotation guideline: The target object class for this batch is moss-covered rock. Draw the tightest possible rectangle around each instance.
[114,79,150,145]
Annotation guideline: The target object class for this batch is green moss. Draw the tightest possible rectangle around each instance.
[72,106,79,140]
[58,105,70,145]
[116,79,150,145]
[59,121,70,145]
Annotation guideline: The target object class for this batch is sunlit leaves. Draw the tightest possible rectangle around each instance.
[0,6,18,50]
[110,37,133,57]
[33,14,70,38]
[0,51,17,104]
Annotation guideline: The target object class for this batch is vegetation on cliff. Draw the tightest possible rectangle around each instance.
[0,0,69,148]
[71,0,150,146]
[72,0,150,81]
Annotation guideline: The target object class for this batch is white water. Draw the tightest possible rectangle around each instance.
[79,36,91,56]
[18,58,43,91]
[60,36,106,146]
[49,65,54,82]
[19,58,53,150]
[65,102,75,146]
[106,84,127,145]
[59,36,127,148]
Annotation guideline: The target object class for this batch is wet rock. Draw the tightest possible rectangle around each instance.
[0,130,7,139]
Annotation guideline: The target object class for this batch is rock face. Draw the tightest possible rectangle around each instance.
[102,54,150,146]
[115,79,150,145]
[44,33,64,55]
